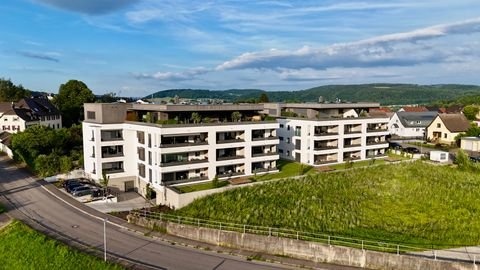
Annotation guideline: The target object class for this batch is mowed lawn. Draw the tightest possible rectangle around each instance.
[0,220,124,270]
[177,161,480,247]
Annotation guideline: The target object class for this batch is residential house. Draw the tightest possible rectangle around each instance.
[263,102,389,166]
[460,137,480,154]
[388,111,438,139]
[83,103,279,204]
[426,114,471,145]
[0,97,62,133]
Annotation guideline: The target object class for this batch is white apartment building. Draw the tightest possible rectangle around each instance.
[388,111,437,139]
[82,103,279,202]
[264,103,389,165]
[0,98,62,133]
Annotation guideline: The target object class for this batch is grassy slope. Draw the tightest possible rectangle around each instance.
[256,160,314,181]
[0,220,124,270]
[177,162,480,247]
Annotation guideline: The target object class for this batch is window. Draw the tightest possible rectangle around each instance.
[437,123,441,128]
[279,136,284,141]
[87,111,96,120]
[279,124,284,128]
[295,126,301,136]
[286,137,290,144]
[149,169,152,183]
[287,125,291,131]
[286,150,290,156]
[444,133,447,138]
[279,149,284,154]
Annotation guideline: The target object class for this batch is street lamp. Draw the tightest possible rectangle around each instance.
[103,217,108,262]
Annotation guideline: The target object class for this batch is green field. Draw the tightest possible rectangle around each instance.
[177,161,480,247]
[175,180,229,193]
[0,220,124,270]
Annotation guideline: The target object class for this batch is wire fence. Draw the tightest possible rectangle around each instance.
[129,209,480,264]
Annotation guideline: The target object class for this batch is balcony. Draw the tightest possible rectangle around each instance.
[367,153,387,158]
[314,132,339,136]
[344,144,361,148]
[252,152,277,157]
[314,159,337,165]
[217,155,245,161]
[217,171,245,178]
[102,152,124,158]
[366,141,388,146]
[313,145,337,151]
[160,158,208,167]
[102,168,124,174]
[101,130,123,142]
[217,138,245,144]
[160,141,208,148]
[252,136,278,141]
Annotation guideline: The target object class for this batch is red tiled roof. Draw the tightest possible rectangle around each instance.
[401,106,428,112]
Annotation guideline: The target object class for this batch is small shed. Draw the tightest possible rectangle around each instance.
[430,151,449,163]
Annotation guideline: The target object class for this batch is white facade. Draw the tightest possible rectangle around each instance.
[429,151,449,163]
[461,137,480,152]
[277,117,389,165]
[83,121,279,198]
[1,114,27,133]
[388,113,425,138]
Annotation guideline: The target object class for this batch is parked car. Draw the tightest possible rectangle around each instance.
[469,156,480,162]
[389,142,403,150]
[404,147,420,154]
[66,182,83,193]
[63,179,79,189]
[71,186,95,197]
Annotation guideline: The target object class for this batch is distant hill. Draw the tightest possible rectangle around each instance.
[146,84,480,105]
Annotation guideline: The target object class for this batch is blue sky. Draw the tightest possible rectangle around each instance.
[1,0,480,96]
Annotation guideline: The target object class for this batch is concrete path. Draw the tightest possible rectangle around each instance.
[0,213,12,229]
[86,193,152,213]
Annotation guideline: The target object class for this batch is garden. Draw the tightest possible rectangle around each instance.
[177,160,480,248]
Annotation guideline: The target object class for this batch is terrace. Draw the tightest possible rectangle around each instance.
[314,125,339,136]
[100,130,122,141]
[314,139,338,151]
[217,147,245,161]
[160,133,208,148]
[161,151,208,167]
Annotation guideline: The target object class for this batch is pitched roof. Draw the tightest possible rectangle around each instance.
[396,111,438,128]
[0,102,16,115]
[438,114,471,132]
[401,106,428,112]
[370,107,392,113]
[0,131,12,147]
[16,98,60,116]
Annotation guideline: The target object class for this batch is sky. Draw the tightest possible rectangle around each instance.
[1,0,480,96]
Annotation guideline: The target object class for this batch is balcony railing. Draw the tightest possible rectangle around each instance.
[160,141,208,148]
[252,152,278,157]
[218,171,245,178]
[252,136,278,141]
[217,155,245,161]
[366,141,388,146]
[102,168,124,174]
[217,138,245,144]
[101,137,123,142]
[160,158,208,167]
[252,167,277,173]
[344,144,361,148]
[314,132,339,136]
[344,130,362,134]
[314,146,337,151]
[367,128,388,133]
[102,152,124,158]
[314,160,337,165]
[164,176,209,185]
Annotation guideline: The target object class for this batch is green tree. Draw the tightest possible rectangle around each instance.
[258,93,269,103]
[463,105,480,121]
[100,172,110,198]
[0,78,30,102]
[231,111,242,122]
[59,156,73,173]
[190,112,201,123]
[54,80,96,127]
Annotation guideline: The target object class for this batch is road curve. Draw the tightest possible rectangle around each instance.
[0,155,356,270]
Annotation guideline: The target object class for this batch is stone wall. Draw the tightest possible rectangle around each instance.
[128,215,476,270]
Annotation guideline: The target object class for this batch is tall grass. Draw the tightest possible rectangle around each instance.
[177,161,480,247]
[0,220,124,270]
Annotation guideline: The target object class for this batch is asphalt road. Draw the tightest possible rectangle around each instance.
[0,156,357,270]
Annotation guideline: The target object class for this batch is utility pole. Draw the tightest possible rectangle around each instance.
[103,218,108,262]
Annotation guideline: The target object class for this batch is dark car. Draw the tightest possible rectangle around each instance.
[66,182,83,193]
[470,156,480,162]
[389,142,403,150]
[63,179,79,188]
[71,186,94,197]
[404,147,420,154]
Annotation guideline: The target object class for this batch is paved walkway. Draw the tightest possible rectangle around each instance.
[410,246,480,263]
[0,213,12,229]
[86,192,153,213]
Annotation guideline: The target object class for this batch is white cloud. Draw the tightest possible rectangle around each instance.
[216,18,480,71]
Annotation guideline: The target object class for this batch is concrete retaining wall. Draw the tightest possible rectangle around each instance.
[128,215,477,270]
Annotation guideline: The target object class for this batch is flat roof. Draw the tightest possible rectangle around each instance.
[266,102,380,109]
[462,137,480,141]
[130,103,264,112]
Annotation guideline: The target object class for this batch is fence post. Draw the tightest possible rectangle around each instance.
[219,222,222,231]
[361,240,364,250]
[197,219,200,227]
[434,250,437,260]
[269,227,272,237]
[297,231,299,240]
[243,224,246,234]
[328,235,331,246]
[397,245,400,255]
[178,216,180,224]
